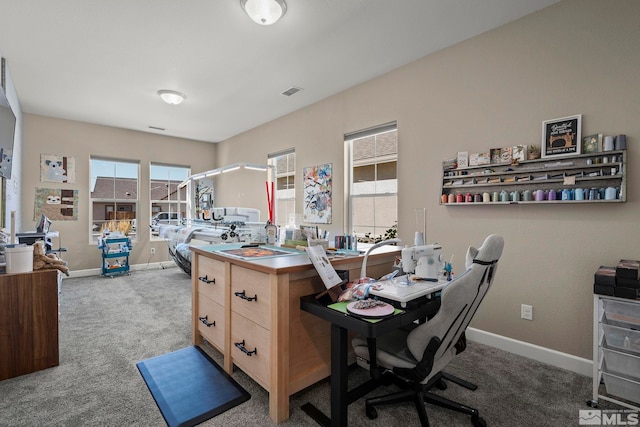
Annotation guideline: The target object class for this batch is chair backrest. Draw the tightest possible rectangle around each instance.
[406,234,504,372]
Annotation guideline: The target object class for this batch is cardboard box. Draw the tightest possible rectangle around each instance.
[594,284,615,296]
[616,259,639,280]
[613,287,639,300]
[617,277,640,289]
[595,266,617,286]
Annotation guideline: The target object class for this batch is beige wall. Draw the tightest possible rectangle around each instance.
[215,0,640,359]
[21,114,216,270]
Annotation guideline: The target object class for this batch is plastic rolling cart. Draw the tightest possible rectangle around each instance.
[587,294,640,411]
[99,237,132,277]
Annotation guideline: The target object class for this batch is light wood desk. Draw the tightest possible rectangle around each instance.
[190,244,400,424]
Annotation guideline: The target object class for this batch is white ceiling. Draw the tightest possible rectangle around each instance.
[0,0,558,143]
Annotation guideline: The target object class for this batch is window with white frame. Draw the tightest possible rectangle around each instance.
[90,157,139,243]
[150,163,190,239]
[268,149,295,227]
[346,123,397,241]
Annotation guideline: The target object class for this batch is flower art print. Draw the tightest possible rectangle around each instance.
[303,163,332,224]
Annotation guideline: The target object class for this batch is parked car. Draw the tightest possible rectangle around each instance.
[150,212,180,232]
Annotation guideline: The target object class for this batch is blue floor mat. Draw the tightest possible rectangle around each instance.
[137,346,250,427]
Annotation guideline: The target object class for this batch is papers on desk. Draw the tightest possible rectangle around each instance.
[369,276,448,307]
[306,245,343,289]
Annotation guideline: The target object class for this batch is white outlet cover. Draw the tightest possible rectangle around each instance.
[521,304,533,320]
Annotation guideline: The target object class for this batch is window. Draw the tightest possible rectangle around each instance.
[90,158,139,242]
[346,123,397,241]
[150,163,190,239]
[268,150,295,227]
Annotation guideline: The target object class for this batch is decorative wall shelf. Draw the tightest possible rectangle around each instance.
[441,150,627,205]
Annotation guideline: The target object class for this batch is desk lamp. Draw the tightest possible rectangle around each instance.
[360,238,402,279]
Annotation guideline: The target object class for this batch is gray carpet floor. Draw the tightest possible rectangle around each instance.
[0,267,623,426]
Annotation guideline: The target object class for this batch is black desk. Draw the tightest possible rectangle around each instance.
[299,294,440,427]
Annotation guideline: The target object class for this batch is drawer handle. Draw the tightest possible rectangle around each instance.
[234,339,257,357]
[199,275,215,284]
[234,290,257,302]
[199,315,215,327]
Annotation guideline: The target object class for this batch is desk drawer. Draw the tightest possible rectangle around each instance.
[231,312,270,390]
[231,266,270,327]
[196,257,226,304]
[197,294,225,351]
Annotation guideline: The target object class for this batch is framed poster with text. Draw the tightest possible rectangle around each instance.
[542,114,582,158]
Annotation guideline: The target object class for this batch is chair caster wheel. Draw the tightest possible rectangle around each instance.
[472,415,486,427]
[365,404,378,420]
[436,379,448,390]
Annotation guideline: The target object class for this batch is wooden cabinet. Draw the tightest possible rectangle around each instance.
[191,245,399,424]
[441,150,627,205]
[0,270,59,381]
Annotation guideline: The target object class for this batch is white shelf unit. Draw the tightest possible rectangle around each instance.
[589,295,640,411]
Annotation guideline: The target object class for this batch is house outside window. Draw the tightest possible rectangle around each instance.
[346,123,397,241]
[268,150,295,227]
[150,163,190,239]
[90,158,139,243]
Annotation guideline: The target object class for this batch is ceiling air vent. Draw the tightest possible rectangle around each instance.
[282,86,303,97]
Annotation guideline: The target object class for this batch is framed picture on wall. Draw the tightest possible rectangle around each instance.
[541,114,582,158]
[303,163,332,224]
[582,133,602,154]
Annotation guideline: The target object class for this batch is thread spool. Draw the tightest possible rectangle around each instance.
[603,136,614,151]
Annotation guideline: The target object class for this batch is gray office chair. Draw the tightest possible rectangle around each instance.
[352,234,504,427]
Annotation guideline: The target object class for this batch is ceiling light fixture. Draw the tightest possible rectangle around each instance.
[240,0,287,26]
[157,90,186,105]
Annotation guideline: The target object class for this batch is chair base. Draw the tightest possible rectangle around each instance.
[364,374,486,427]
[441,371,478,391]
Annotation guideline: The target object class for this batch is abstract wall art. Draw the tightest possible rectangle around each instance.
[303,163,332,224]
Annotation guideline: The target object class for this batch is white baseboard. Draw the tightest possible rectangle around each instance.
[67,262,177,278]
[466,327,593,377]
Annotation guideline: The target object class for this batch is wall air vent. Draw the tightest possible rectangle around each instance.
[148,126,166,131]
[282,86,303,97]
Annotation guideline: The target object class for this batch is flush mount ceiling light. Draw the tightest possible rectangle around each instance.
[157,90,186,105]
[240,0,287,25]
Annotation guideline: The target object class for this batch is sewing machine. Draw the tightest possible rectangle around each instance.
[401,244,443,280]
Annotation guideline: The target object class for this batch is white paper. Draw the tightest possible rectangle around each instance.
[306,244,342,289]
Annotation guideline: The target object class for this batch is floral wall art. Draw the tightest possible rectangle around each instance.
[303,163,332,224]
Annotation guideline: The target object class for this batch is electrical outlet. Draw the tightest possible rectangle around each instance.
[521,304,533,321]
[150,247,156,255]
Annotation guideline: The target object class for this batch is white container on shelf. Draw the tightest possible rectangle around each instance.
[6,245,34,274]
[605,299,640,328]
[603,324,640,355]
[603,347,640,381]
[603,372,640,403]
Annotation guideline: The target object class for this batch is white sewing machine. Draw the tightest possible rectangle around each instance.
[401,244,443,280]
